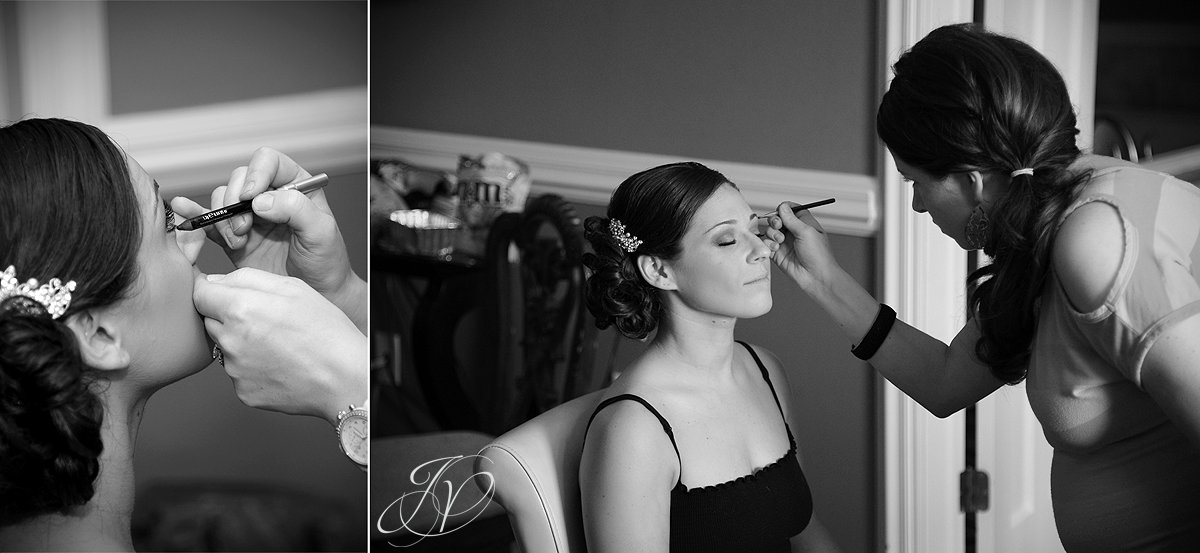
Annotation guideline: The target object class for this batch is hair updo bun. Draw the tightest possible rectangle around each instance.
[0,310,104,526]
[582,217,663,340]
[582,162,732,340]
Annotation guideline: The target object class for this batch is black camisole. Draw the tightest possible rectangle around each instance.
[583,341,813,552]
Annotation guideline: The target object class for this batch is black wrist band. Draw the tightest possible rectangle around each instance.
[851,303,896,360]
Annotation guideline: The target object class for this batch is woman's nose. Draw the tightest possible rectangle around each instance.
[911,191,927,213]
[750,232,771,261]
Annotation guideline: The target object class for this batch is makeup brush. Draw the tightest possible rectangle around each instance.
[755,197,836,219]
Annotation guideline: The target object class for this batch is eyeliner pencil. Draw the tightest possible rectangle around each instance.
[177,173,329,231]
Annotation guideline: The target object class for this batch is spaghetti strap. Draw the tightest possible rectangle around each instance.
[736,341,786,418]
[585,394,683,470]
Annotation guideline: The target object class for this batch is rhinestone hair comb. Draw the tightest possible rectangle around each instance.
[0,265,77,319]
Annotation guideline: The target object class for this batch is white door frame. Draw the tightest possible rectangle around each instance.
[880,2,973,552]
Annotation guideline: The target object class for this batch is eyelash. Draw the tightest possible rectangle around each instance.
[163,200,176,232]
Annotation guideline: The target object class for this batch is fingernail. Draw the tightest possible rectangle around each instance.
[253,192,275,211]
[241,175,255,199]
[206,273,226,282]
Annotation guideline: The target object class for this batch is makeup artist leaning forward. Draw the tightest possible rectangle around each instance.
[763,24,1200,552]
[176,147,370,470]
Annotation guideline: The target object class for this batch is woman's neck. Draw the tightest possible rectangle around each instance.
[0,388,147,552]
[650,308,738,380]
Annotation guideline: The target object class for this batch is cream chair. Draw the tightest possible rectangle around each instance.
[475,390,605,553]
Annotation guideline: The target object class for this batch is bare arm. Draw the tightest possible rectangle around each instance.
[767,206,1003,417]
[580,401,677,553]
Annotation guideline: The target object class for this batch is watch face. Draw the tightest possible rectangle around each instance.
[338,412,369,465]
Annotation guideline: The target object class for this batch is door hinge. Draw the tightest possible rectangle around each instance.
[960,467,990,513]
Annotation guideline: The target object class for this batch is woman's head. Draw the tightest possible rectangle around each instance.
[878,23,1081,185]
[879,24,1091,382]
[582,162,772,340]
[0,118,209,525]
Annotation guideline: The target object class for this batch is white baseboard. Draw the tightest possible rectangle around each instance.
[372,126,879,237]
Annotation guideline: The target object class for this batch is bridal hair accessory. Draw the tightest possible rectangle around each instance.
[0,265,77,319]
[609,219,643,253]
[1010,167,1034,177]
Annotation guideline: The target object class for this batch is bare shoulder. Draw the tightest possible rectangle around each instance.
[581,395,679,484]
[738,342,793,408]
[739,342,791,383]
[1053,201,1124,313]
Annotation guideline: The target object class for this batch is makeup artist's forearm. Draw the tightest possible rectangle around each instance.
[810,268,1002,417]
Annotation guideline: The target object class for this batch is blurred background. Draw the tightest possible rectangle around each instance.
[1,1,367,551]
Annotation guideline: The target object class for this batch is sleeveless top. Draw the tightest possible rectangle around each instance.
[583,341,813,552]
[1027,165,1200,551]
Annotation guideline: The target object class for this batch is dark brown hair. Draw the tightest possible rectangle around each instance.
[877,24,1090,383]
[0,118,142,525]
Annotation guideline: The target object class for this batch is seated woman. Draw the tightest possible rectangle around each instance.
[579,162,841,553]
[0,118,358,551]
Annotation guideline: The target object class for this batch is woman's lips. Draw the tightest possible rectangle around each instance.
[745,274,770,285]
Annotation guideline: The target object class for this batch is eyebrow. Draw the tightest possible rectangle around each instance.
[704,213,757,233]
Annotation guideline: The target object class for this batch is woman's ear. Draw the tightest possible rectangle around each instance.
[63,309,131,371]
[963,170,988,204]
[637,254,677,291]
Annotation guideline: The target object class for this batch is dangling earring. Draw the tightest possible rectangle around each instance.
[965,205,990,250]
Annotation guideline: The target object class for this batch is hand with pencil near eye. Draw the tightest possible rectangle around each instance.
[760,200,846,294]
[192,267,368,427]
[171,147,366,333]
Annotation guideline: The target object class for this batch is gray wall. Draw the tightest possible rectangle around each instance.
[373,0,877,174]
[101,0,369,537]
[106,0,366,114]
[373,1,880,551]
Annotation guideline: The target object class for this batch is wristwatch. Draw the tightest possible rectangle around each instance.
[336,402,369,468]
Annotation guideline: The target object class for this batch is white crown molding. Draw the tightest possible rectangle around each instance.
[12,2,366,197]
[372,126,879,237]
[105,87,368,195]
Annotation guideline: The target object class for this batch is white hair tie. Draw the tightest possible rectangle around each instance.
[1010,167,1034,178]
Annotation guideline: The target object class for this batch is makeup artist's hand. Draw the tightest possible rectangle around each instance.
[763,202,842,293]
[193,267,368,426]
[173,148,367,333]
